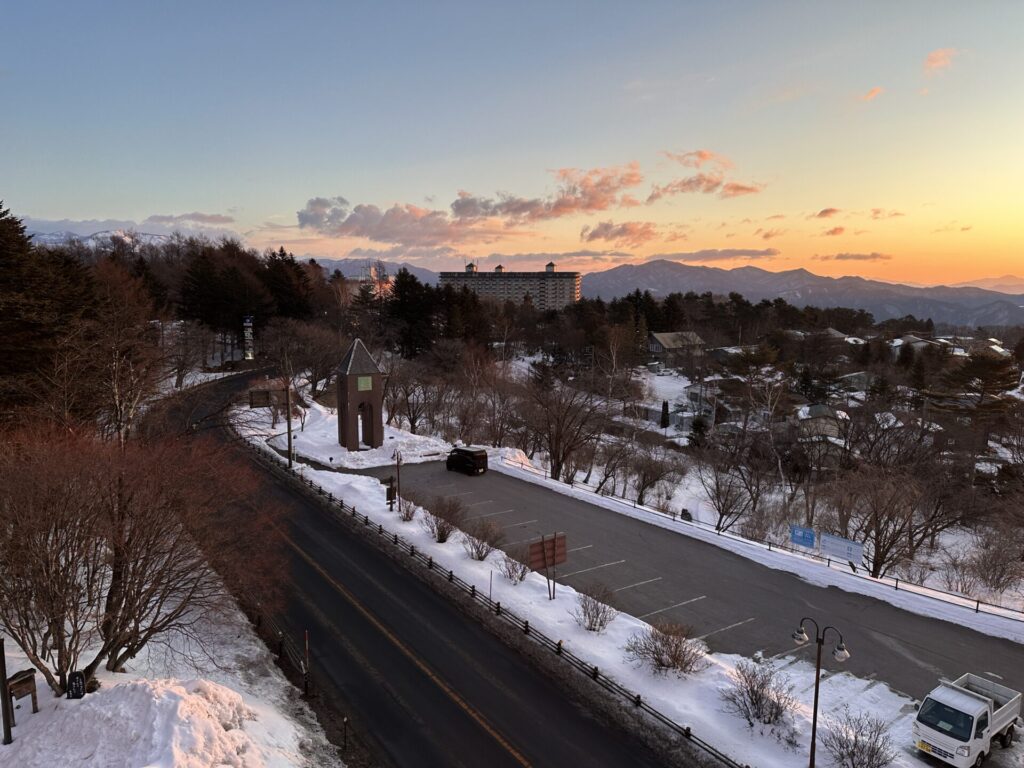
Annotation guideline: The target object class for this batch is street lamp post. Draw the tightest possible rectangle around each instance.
[792,617,850,768]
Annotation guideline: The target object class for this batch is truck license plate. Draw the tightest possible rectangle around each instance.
[917,741,932,753]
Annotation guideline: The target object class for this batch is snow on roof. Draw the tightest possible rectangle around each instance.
[844,336,866,345]
[650,331,705,349]
[875,411,901,428]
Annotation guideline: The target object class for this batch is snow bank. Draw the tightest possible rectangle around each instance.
[0,678,310,768]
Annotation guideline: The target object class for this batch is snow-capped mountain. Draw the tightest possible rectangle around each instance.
[29,229,173,248]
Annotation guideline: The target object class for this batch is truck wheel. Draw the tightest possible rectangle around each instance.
[974,752,986,767]
[1002,725,1015,748]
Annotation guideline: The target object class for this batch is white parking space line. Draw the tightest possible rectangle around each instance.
[560,560,627,578]
[466,500,493,507]
[505,537,536,546]
[443,491,474,498]
[613,577,662,593]
[502,519,538,529]
[637,595,707,619]
[567,545,593,553]
[697,617,756,640]
[469,508,514,519]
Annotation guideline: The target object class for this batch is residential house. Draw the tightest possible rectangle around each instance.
[648,331,706,369]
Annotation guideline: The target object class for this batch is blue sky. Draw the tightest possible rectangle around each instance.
[3,1,1022,282]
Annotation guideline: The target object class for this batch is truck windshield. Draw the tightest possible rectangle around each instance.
[917,698,974,743]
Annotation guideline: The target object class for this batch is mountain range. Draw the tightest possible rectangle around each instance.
[29,229,173,248]
[28,229,1024,326]
[580,260,1024,327]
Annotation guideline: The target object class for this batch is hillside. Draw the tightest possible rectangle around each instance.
[582,259,1024,326]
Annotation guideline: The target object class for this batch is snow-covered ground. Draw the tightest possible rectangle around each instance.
[250,398,451,469]
[1,604,341,768]
[637,367,692,405]
[239,422,1023,768]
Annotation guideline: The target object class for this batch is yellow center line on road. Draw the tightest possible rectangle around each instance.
[276,527,533,768]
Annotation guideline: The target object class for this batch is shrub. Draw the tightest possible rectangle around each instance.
[396,496,418,522]
[939,548,978,595]
[624,621,708,676]
[419,494,466,543]
[721,658,797,727]
[571,583,617,632]
[820,706,896,768]
[498,547,530,584]
[461,518,504,561]
[969,531,1024,593]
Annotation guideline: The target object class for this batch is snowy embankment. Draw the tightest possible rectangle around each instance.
[236,410,1018,768]
[1,605,340,768]
[264,398,450,469]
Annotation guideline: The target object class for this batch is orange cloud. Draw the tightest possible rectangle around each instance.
[924,48,959,75]
[720,181,762,198]
[580,220,659,247]
[810,207,841,219]
[823,226,845,236]
[452,162,644,223]
[662,149,733,170]
[754,227,785,240]
[861,86,884,102]
[870,208,904,219]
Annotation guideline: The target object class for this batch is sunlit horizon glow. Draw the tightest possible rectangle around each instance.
[3,2,1021,285]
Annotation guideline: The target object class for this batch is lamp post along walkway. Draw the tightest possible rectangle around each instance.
[792,617,850,768]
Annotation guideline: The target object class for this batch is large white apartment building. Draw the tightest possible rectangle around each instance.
[438,262,581,312]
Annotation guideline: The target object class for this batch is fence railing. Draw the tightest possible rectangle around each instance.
[499,456,1024,625]
[237,434,749,768]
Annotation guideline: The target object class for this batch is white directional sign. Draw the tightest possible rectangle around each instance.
[820,533,864,563]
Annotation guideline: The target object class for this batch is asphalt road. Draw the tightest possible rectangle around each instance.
[189,377,666,768]
[363,460,1024,701]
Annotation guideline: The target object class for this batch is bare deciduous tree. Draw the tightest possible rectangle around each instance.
[461,518,504,561]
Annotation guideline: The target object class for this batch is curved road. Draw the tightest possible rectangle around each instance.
[188,376,666,768]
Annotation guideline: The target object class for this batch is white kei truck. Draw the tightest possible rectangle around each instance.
[913,673,1021,767]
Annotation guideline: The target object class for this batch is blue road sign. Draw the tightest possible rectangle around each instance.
[789,524,816,548]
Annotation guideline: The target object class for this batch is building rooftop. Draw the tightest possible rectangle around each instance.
[338,338,383,376]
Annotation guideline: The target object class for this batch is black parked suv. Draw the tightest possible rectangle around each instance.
[446,446,488,475]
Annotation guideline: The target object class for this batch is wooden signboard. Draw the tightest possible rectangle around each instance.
[528,533,567,571]
[528,533,567,600]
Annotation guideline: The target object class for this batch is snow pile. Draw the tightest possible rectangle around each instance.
[257,400,450,469]
[0,677,312,768]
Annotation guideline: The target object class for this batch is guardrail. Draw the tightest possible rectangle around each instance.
[499,456,1024,625]
[236,434,749,768]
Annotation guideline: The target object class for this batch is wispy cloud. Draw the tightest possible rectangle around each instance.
[860,86,884,102]
[661,148,733,170]
[720,181,763,198]
[924,48,959,75]
[145,211,235,225]
[754,227,785,240]
[809,207,841,219]
[870,208,904,219]
[664,248,780,263]
[823,226,845,236]
[580,220,658,247]
[814,252,892,262]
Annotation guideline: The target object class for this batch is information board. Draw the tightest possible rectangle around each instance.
[820,533,864,563]
[789,525,816,549]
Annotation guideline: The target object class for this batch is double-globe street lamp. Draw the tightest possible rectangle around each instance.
[792,617,851,768]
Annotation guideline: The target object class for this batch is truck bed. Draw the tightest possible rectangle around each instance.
[946,674,1022,731]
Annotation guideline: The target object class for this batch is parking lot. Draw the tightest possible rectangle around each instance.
[358,459,1024,700]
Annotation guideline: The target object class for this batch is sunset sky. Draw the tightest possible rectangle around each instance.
[3,2,1022,284]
